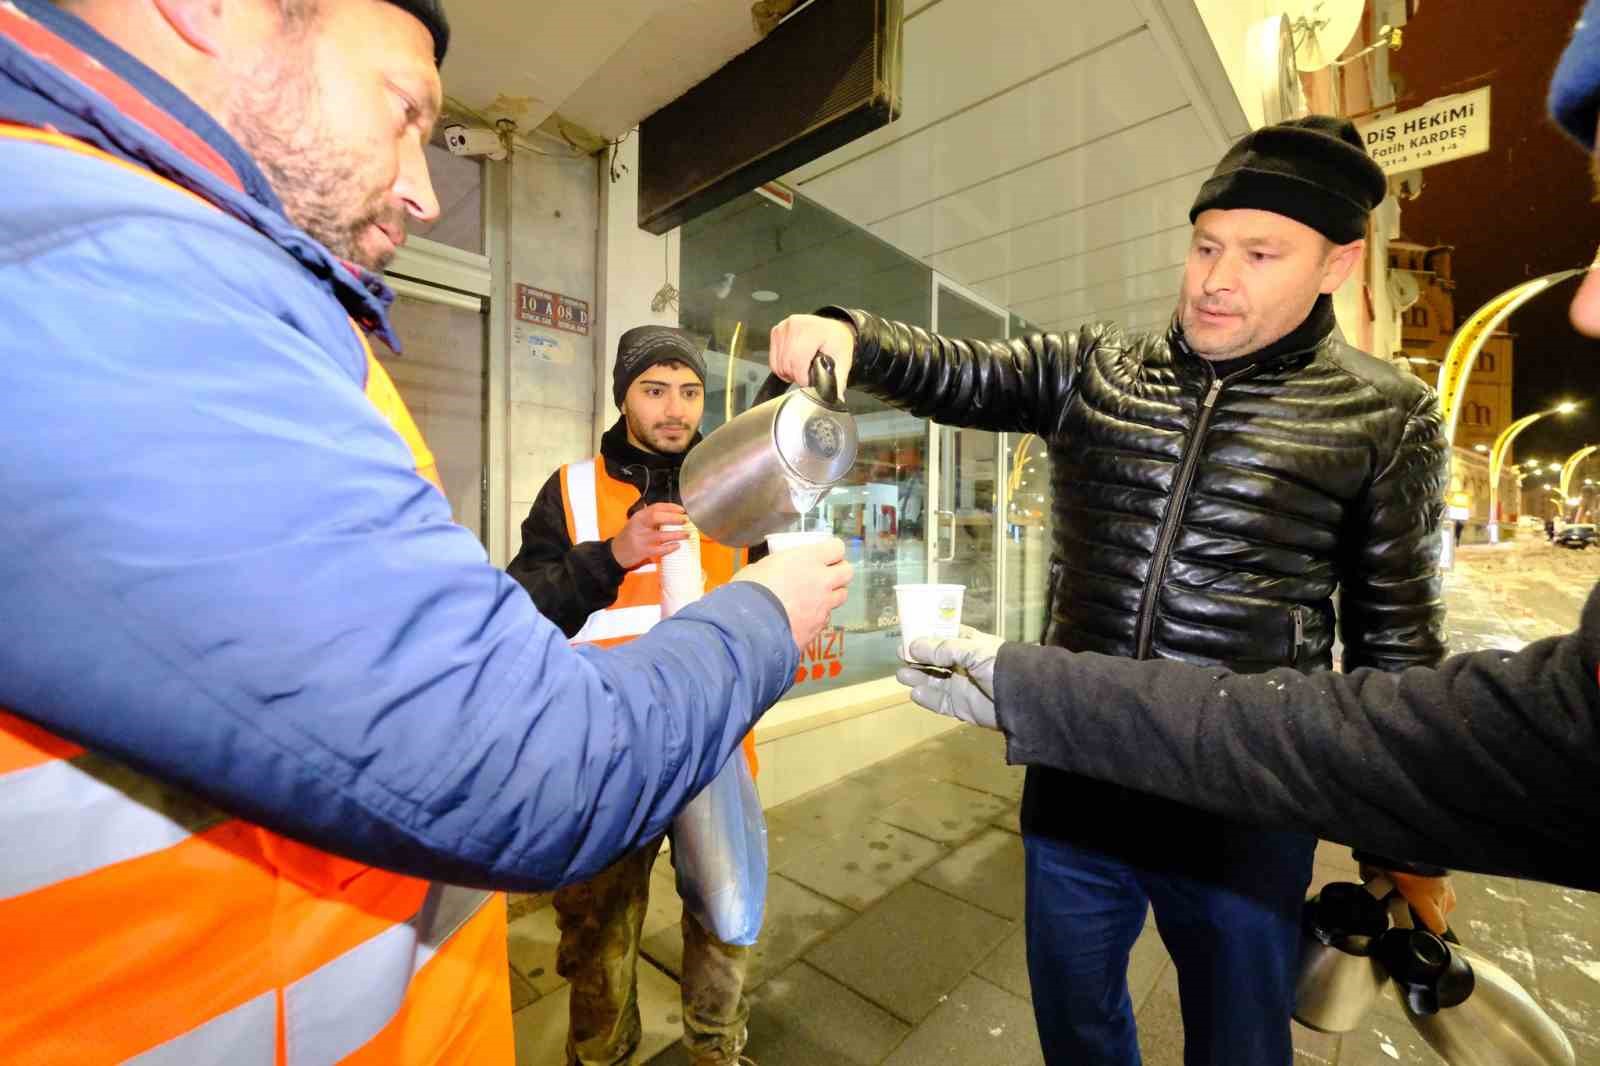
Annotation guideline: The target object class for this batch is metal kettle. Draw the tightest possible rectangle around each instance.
[681,354,858,547]
[1294,877,1395,1033]
[1381,899,1575,1066]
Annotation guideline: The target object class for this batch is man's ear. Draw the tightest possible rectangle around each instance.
[151,0,226,56]
[1318,238,1366,294]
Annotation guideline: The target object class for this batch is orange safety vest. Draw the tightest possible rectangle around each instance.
[558,457,758,774]
[0,325,513,1062]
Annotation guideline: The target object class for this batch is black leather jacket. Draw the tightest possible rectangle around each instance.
[825,305,1450,864]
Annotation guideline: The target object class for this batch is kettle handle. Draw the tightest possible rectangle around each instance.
[752,352,842,408]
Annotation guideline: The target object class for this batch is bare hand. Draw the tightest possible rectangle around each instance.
[768,315,856,397]
[734,538,853,649]
[610,503,689,570]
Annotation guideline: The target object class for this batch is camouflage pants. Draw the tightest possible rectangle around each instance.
[553,836,751,1065]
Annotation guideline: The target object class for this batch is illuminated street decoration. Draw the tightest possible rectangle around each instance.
[1436,269,1586,448]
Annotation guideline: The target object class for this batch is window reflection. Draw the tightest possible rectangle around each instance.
[682,191,934,697]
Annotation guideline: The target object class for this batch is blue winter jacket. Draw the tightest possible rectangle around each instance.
[0,1,798,891]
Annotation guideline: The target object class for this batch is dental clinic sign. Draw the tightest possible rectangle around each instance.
[1357,86,1491,176]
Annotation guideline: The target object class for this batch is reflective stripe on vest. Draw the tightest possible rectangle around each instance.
[557,454,756,773]
[561,459,661,645]
[558,458,745,648]
[124,879,487,1066]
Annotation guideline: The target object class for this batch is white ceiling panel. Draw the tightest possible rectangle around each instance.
[558,0,762,138]
[975,224,1191,308]
[926,170,1204,282]
[1020,265,1179,326]
[913,107,1216,254]
[868,209,938,259]
[441,0,677,130]
[788,0,1143,184]
[799,31,1184,225]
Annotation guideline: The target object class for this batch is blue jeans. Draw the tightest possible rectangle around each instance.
[1023,831,1316,1066]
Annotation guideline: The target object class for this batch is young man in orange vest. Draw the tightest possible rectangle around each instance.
[509,324,760,1066]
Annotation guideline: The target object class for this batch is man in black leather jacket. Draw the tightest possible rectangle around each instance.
[896,0,1600,905]
[769,117,1450,1065]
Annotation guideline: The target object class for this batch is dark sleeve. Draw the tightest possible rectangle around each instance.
[818,306,1091,436]
[506,471,628,638]
[992,585,1600,890]
[1339,391,1450,672]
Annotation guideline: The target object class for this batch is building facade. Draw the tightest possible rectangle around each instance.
[1388,240,1517,459]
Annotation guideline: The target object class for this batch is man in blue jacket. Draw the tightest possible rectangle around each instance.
[0,0,850,904]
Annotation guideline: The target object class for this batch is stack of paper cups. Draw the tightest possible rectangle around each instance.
[659,521,704,618]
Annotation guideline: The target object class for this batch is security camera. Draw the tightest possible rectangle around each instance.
[443,124,507,161]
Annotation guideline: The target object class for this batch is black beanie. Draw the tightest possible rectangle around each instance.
[613,326,708,408]
[383,0,449,64]
[1189,116,1386,244]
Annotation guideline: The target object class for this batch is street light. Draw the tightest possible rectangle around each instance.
[1485,402,1581,542]
[1560,444,1599,499]
[1473,443,1489,452]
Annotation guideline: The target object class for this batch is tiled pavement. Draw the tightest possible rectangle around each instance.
[508,540,1600,1065]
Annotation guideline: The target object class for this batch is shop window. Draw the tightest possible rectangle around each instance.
[681,191,935,698]
[1003,433,1052,643]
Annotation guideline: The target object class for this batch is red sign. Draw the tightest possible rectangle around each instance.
[555,294,591,336]
[793,626,845,685]
[756,181,795,210]
[514,284,590,336]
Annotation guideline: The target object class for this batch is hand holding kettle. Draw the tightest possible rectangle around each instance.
[769,314,856,396]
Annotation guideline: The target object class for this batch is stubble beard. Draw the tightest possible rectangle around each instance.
[225,53,401,271]
[1178,297,1256,360]
[625,409,695,455]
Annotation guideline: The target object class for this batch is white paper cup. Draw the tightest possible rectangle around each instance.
[895,583,964,661]
[764,530,836,554]
[659,522,703,615]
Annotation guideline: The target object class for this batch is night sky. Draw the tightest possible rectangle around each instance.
[1388,0,1600,467]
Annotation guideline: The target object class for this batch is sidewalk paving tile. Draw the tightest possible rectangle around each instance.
[973,924,1032,1001]
[509,967,540,1012]
[648,961,913,1066]
[776,820,947,912]
[765,776,907,843]
[916,827,1026,920]
[515,957,682,1066]
[1335,1008,1445,1066]
[805,880,1013,1024]
[506,906,567,1000]
[990,803,1022,835]
[874,779,1011,843]
[1133,965,1184,1066]
[641,873,854,992]
[974,915,1171,1014]
[880,974,1044,1066]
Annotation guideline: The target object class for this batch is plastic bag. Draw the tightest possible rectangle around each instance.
[670,750,768,946]
[658,517,767,945]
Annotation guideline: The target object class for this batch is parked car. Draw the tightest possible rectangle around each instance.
[1554,523,1596,549]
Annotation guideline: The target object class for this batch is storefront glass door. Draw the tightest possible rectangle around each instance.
[930,280,1006,634]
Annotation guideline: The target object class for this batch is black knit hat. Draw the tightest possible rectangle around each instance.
[613,326,707,408]
[1189,116,1387,244]
[383,0,449,64]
